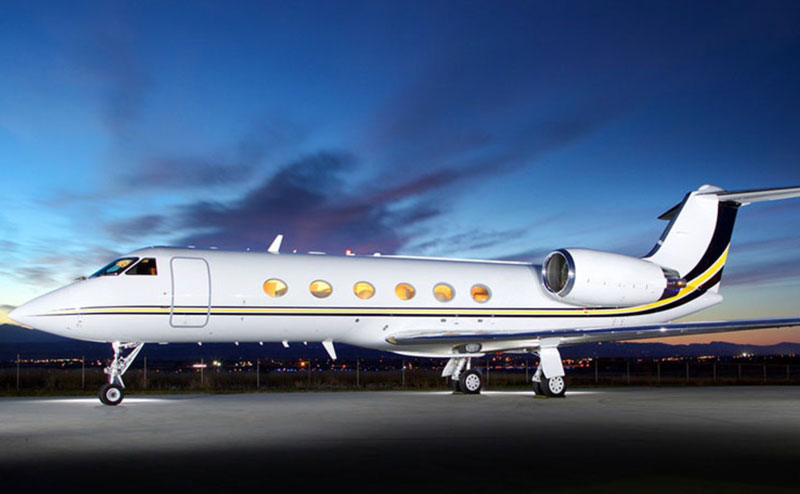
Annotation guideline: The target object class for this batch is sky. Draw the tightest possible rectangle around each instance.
[1,1,800,344]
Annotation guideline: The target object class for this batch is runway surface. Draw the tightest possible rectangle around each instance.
[2,387,799,493]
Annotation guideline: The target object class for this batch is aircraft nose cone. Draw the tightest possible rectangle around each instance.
[8,305,31,327]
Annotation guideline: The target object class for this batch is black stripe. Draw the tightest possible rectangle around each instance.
[683,201,738,280]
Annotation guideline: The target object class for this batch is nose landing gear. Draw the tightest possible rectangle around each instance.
[99,341,144,406]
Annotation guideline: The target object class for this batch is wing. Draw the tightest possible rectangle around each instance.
[385,317,800,354]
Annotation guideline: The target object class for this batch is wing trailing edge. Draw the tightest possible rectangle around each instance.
[386,317,800,351]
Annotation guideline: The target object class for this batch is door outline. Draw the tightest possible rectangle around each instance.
[170,256,211,328]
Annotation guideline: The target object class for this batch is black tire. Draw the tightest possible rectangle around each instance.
[459,369,483,394]
[532,379,545,396]
[99,383,124,406]
[451,378,462,393]
[543,376,567,398]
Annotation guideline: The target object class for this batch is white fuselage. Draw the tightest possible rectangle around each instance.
[13,247,720,355]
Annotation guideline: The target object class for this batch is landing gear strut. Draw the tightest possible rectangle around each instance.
[99,341,144,406]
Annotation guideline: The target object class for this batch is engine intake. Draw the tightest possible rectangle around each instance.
[542,248,683,308]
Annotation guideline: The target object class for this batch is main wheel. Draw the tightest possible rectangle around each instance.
[543,376,566,398]
[459,369,483,394]
[451,378,462,393]
[99,383,124,406]
[532,378,546,396]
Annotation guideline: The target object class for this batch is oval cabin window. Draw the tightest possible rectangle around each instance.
[471,284,491,303]
[263,278,288,297]
[395,283,415,300]
[433,283,454,302]
[353,281,375,299]
[309,280,333,298]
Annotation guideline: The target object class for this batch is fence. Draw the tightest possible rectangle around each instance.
[2,355,800,394]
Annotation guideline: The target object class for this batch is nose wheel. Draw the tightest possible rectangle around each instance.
[99,383,125,406]
[99,341,144,406]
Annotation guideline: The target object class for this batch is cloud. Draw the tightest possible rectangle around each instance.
[721,258,800,288]
[14,267,59,287]
[366,38,631,186]
[0,240,19,254]
[117,118,307,192]
[128,157,255,189]
[406,214,565,256]
[171,151,446,253]
[103,92,617,257]
[105,215,168,243]
[497,247,554,263]
[78,11,150,138]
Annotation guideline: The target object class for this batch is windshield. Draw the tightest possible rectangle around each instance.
[90,257,139,278]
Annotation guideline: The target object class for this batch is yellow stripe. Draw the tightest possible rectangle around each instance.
[45,249,728,318]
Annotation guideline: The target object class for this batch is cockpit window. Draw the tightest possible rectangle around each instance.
[126,258,158,276]
[90,257,139,278]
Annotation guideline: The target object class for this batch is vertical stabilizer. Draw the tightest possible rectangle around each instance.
[644,185,738,291]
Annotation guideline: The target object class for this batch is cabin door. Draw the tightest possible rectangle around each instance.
[170,257,211,328]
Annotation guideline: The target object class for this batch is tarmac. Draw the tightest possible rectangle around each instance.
[1,387,799,493]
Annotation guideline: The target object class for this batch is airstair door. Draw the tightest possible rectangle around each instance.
[170,257,211,328]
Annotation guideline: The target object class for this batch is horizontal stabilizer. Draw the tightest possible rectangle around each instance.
[699,186,800,205]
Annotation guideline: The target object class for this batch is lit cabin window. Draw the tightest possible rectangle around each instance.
[471,284,491,303]
[263,278,288,297]
[395,283,415,300]
[309,280,333,298]
[126,258,158,276]
[90,257,138,278]
[433,283,454,302]
[353,281,375,299]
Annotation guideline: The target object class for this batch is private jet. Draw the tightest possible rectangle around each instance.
[9,184,800,405]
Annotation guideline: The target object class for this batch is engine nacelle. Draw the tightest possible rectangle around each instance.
[542,248,683,308]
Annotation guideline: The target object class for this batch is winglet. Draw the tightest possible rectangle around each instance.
[322,339,337,360]
[268,234,284,254]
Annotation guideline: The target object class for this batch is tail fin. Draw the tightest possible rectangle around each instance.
[644,184,800,290]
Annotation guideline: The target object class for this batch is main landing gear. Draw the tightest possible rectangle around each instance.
[532,345,567,398]
[443,344,568,399]
[444,357,483,394]
[99,341,144,406]
[532,366,566,398]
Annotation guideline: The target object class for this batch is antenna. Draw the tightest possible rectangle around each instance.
[268,234,284,254]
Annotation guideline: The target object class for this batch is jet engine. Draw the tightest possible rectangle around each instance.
[541,248,684,308]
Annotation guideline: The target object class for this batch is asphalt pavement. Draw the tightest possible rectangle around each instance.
[2,387,799,493]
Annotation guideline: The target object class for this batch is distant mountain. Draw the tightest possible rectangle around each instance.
[2,324,799,361]
[0,324,70,343]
